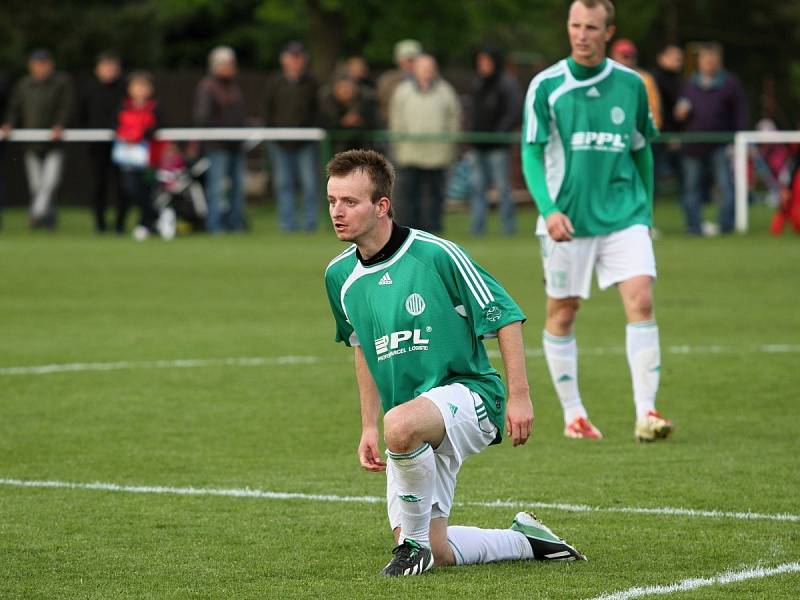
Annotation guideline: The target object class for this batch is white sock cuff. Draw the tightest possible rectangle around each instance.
[543,330,576,344]
[627,320,657,332]
[388,443,433,465]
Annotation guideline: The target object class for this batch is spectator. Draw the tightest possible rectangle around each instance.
[3,49,74,230]
[0,71,9,230]
[389,54,461,232]
[376,39,421,125]
[112,71,161,239]
[319,74,378,154]
[467,46,521,235]
[263,41,321,232]
[610,39,662,129]
[675,42,748,235]
[651,44,684,184]
[344,55,375,90]
[80,51,125,233]
[194,46,247,234]
[652,44,684,134]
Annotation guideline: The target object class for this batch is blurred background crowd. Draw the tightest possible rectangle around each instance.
[0,0,799,238]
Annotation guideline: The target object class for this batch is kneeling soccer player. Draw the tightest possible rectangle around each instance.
[324,149,586,576]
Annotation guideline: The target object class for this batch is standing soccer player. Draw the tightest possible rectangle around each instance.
[522,0,673,442]
[324,149,585,576]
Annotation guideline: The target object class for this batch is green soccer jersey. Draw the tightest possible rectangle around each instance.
[522,57,658,236]
[324,228,526,443]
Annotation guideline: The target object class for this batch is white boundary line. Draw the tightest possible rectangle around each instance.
[1,478,797,523]
[0,355,319,376]
[587,561,800,599]
[2,344,799,376]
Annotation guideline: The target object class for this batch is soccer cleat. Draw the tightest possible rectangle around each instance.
[635,410,674,442]
[379,539,434,576]
[511,512,587,561]
[564,416,603,440]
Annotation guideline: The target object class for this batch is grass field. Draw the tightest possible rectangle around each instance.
[1,200,799,599]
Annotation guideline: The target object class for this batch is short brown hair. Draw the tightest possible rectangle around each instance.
[573,0,615,27]
[326,149,395,218]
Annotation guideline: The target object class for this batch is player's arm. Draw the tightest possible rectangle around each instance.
[354,345,386,472]
[632,143,654,203]
[496,320,534,447]
[522,143,575,241]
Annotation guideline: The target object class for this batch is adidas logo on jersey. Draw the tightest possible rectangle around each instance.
[378,272,393,286]
[586,86,600,97]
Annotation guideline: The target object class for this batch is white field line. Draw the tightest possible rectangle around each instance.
[0,355,319,376]
[2,344,799,377]
[1,478,798,523]
[587,561,800,600]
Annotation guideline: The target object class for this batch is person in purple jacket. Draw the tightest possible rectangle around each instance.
[675,42,748,235]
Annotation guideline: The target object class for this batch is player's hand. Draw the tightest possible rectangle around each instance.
[51,126,64,141]
[358,428,386,472]
[505,393,534,447]
[546,212,575,242]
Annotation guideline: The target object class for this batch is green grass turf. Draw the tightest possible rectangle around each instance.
[1,200,799,598]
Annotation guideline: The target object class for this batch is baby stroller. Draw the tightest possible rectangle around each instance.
[153,142,210,238]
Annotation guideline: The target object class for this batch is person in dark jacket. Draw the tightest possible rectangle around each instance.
[194,46,247,233]
[113,71,161,239]
[651,44,684,187]
[675,42,748,235]
[263,41,320,232]
[3,49,74,229]
[0,71,9,230]
[81,52,126,233]
[468,47,521,235]
[319,74,378,154]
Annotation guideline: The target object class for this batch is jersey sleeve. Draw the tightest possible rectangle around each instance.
[633,77,659,151]
[324,272,359,347]
[523,75,551,145]
[432,240,526,339]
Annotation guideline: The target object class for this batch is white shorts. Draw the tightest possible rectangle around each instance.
[536,219,657,299]
[386,383,497,529]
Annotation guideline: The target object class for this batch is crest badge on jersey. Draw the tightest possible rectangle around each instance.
[405,293,426,316]
[611,106,625,125]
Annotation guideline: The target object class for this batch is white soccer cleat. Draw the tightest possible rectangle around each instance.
[511,512,587,561]
[635,410,674,442]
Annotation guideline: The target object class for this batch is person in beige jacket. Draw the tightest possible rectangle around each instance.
[389,55,461,232]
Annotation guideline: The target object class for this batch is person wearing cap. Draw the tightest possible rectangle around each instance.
[389,54,461,233]
[194,45,248,233]
[263,41,321,232]
[376,39,422,126]
[3,49,74,229]
[610,38,662,129]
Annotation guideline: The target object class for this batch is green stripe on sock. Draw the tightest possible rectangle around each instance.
[628,320,657,329]
[388,443,431,461]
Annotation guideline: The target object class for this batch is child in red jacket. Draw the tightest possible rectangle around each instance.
[112,71,161,239]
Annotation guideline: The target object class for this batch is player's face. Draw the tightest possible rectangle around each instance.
[567,2,615,66]
[327,171,388,243]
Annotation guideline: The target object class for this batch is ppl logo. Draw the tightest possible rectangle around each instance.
[374,328,431,361]
[571,131,627,152]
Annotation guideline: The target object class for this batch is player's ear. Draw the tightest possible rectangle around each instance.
[376,196,391,218]
[605,25,616,43]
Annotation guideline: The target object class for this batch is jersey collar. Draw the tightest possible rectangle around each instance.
[357,221,411,266]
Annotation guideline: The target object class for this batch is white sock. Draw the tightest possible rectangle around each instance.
[447,526,533,565]
[543,330,587,423]
[626,320,661,420]
[388,443,436,547]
